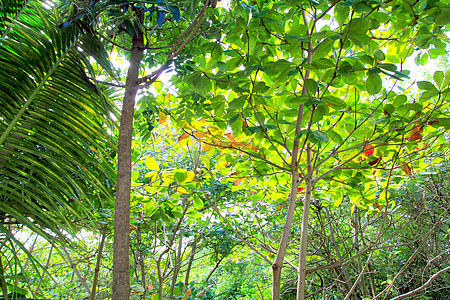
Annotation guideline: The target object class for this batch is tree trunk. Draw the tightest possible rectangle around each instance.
[296,143,312,300]
[184,238,197,286]
[112,16,145,300]
[90,227,107,300]
[272,37,313,300]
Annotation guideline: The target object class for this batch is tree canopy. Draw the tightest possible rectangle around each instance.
[0,0,449,299]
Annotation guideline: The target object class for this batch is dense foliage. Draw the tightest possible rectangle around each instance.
[0,0,449,299]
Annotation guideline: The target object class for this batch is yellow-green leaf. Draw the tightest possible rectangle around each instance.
[145,157,160,171]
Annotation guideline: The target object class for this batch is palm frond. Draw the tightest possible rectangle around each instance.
[0,1,117,240]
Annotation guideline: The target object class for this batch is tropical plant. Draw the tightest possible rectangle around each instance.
[0,0,117,297]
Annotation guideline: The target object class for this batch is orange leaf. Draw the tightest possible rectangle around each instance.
[193,131,204,138]
[129,224,137,232]
[408,125,423,141]
[363,144,375,157]
[184,288,192,300]
[234,177,244,186]
[409,133,422,141]
[376,203,382,211]
[225,133,236,141]
[147,284,154,290]
[277,204,282,211]
[178,132,190,142]
[402,164,411,176]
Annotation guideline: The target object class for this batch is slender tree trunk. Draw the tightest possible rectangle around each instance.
[112,13,145,299]
[90,227,107,300]
[272,35,313,300]
[354,208,369,298]
[169,235,183,299]
[296,143,313,300]
[184,238,197,286]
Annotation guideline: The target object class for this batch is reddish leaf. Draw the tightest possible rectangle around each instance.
[234,177,244,186]
[193,131,204,138]
[178,132,190,142]
[225,133,236,141]
[298,187,305,193]
[277,204,282,211]
[409,133,422,141]
[368,157,382,166]
[402,164,412,176]
[363,144,375,157]
[184,288,192,300]
[408,124,424,141]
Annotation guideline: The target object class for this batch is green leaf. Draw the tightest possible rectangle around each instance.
[417,81,438,91]
[334,4,350,27]
[217,61,227,73]
[366,73,382,95]
[174,171,188,184]
[186,209,202,219]
[145,201,157,216]
[295,129,328,144]
[192,194,204,210]
[373,49,385,61]
[304,79,318,94]
[314,39,335,59]
[433,71,444,88]
[131,170,139,182]
[145,157,160,171]
[322,96,346,109]
[346,18,370,47]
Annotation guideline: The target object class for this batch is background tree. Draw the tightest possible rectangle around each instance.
[168,0,450,299]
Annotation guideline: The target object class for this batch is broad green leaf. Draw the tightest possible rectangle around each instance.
[366,73,382,95]
[322,96,346,109]
[145,201,157,216]
[186,209,202,219]
[295,129,328,144]
[373,49,385,61]
[131,170,139,182]
[174,170,188,184]
[192,194,204,210]
[433,71,444,87]
[334,4,350,27]
[417,81,438,91]
[145,157,160,171]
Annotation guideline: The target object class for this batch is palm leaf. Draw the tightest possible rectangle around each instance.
[0,1,117,241]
